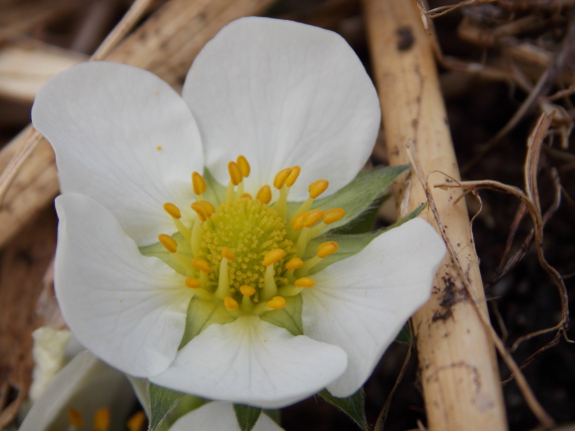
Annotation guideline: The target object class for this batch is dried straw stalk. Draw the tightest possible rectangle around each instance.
[362,0,508,429]
[0,0,275,247]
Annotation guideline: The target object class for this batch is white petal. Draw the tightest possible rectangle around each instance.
[19,351,134,431]
[150,315,347,408]
[171,402,284,431]
[55,193,193,377]
[32,61,203,245]
[183,17,380,200]
[302,218,445,397]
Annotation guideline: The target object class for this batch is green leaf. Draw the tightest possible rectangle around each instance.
[305,203,426,275]
[287,165,410,231]
[180,297,234,347]
[233,404,262,431]
[149,383,184,431]
[396,324,411,344]
[319,389,368,431]
[260,294,303,336]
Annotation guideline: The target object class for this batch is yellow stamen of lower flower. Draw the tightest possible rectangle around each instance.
[228,161,243,186]
[237,155,251,177]
[262,264,278,301]
[303,209,323,228]
[93,407,110,431]
[163,202,181,219]
[317,241,339,258]
[295,277,315,288]
[192,171,206,197]
[190,216,203,255]
[285,257,303,270]
[198,200,215,217]
[191,202,208,222]
[262,249,286,267]
[309,207,346,237]
[267,296,286,309]
[290,212,307,231]
[158,234,178,253]
[127,411,146,431]
[296,179,330,214]
[224,296,239,310]
[240,193,252,199]
[273,168,292,189]
[68,409,84,428]
[222,247,235,261]
[240,285,256,296]
[256,185,272,204]
[185,277,201,288]
[240,285,255,311]
[191,257,211,274]
[215,255,231,299]
[285,166,301,187]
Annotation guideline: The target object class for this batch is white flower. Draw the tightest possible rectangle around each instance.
[31,17,445,408]
[170,402,283,431]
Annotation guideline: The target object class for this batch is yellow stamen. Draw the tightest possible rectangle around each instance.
[222,247,235,261]
[262,264,278,300]
[127,411,146,431]
[185,277,201,289]
[323,208,345,224]
[309,179,329,198]
[317,241,339,258]
[262,249,286,267]
[228,161,243,186]
[285,257,303,270]
[163,202,181,219]
[256,185,272,204]
[303,209,323,228]
[192,172,206,196]
[284,166,301,187]
[240,193,252,199]
[191,257,211,274]
[215,256,231,299]
[295,277,315,288]
[267,296,286,309]
[158,234,178,253]
[191,202,208,222]
[290,212,307,231]
[93,407,110,431]
[240,285,256,296]
[68,409,84,427]
[198,200,215,217]
[273,168,292,189]
[224,296,239,310]
[237,155,251,177]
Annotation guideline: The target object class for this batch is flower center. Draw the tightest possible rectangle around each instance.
[156,155,345,318]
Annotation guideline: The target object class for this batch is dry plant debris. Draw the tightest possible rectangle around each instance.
[0,0,574,430]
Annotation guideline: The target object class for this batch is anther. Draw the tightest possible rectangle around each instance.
[93,407,110,431]
[267,296,286,309]
[263,249,286,267]
[224,296,239,310]
[228,161,243,186]
[67,409,84,427]
[127,412,147,431]
[222,247,235,261]
[323,208,345,224]
[240,193,252,199]
[185,277,201,289]
[273,168,292,189]
[192,172,206,195]
[198,200,215,217]
[303,209,323,228]
[309,179,329,198]
[191,257,211,274]
[240,285,256,296]
[290,212,307,231]
[285,257,303,270]
[163,202,181,219]
[191,202,208,221]
[237,155,251,177]
[295,277,315,288]
[317,241,339,258]
[158,234,178,253]
[256,185,272,204]
[284,166,301,187]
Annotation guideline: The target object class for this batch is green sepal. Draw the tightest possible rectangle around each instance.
[304,203,425,275]
[396,324,411,344]
[149,383,184,431]
[287,165,410,231]
[260,294,303,336]
[328,193,390,235]
[319,389,368,431]
[180,297,234,347]
[139,232,192,273]
[203,168,227,206]
[233,404,262,431]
